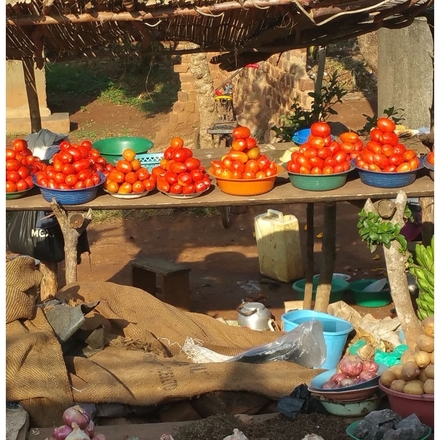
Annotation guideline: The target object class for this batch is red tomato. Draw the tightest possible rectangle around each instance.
[115,160,132,174]
[169,161,188,174]
[136,167,150,181]
[383,165,397,172]
[287,162,300,173]
[311,167,322,174]
[6,148,16,160]
[403,149,417,162]
[409,157,420,170]
[334,151,348,164]
[228,151,248,164]
[178,172,193,186]
[388,154,404,166]
[6,181,17,192]
[74,180,86,189]
[6,159,21,171]
[322,165,334,174]
[185,157,201,171]
[231,160,245,174]
[17,165,30,179]
[190,169,204,182]
[231,138,247,152]
[381,144,394,157]
[194,181,208,192]
[65,174,78,187]
[396,162,412,172]
[245,159,259,174]
[12,139,28,152]
[339,132,359,144]
[164,171,178,185]
[296,155,311,169]
[324,157,338,168]
[144,179,156,191]
[61,164,75,175]
[368,164,381,172]
[373,153,389,170]
[77,169,92,181]
[54,172,65,184]
[376,117,396,133]
[232,126,251,139]
[340,142,354,154]
[298,165,311,174]
[7,170,20,183]
[370,128,384,143]
[381,132,399,146]
[157,177,170,192]
[333,164,346,173]
[59,140,71,151]
[182,184,195,194]
[66,147,83,162]
[427,152,434,165]
[317,148,332,160]
[309,156,325,169]
[219,168,233,179]
[328,141,341,155]
[308,135,326,149]
[246,137,257,149]
[170,183,183,194]
[393,144,406,155]
[169,137,184,149]
[310,121,331,138]
[25,175,33,188]
[80,140,93,150]
[303,147,318,159]
[365,141,382,154]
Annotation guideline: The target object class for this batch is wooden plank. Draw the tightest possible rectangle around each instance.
[6,173,435,211]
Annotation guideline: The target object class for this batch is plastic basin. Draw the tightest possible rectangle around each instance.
[292,276,349,303]
[281,310,353,370]
[378,382,434,430]
[349,279,392,307]
[208,165,284,196]
[93,137,154,164]
[292,128,311,145]
[286,166,353,191]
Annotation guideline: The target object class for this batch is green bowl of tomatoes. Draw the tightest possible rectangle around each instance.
[285,165,354,191]
[93,137,154,164]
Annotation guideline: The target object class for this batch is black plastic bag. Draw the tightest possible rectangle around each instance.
[6,210,89,263]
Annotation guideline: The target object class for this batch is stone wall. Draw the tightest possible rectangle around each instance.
[155,49,314,145]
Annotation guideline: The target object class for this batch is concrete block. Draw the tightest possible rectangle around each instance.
[378,17,433,129]
[6,112,70,136]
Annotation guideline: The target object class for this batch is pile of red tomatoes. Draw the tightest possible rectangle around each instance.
[34,140,108,189]
[210,125,279,179]
[354,117,420,172]
[6,139,46,192]
[286,122,354,175]
[151,137,211,195]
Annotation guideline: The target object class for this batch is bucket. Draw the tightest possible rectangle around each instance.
[254,209,304,283]
[281,310,353,369]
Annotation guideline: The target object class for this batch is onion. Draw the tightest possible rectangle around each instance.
[322,380,338,389]
[65,423,91,440]
[63,405,91,430]
[359,370,377,382]
[84,420,95,438]
[53,425,73,440]
[362,359,379,373]
[339,377,359,387]
[329,372,348,384]
[337,355,364,377]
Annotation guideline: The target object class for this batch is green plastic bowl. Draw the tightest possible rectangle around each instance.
[292,276,349,302]
[93,137,154,164]
[286,165,353,191]
[349,279,392,307]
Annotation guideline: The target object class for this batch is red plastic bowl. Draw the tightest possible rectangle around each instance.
[378,382,434,429]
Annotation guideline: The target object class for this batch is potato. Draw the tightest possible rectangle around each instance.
[390,379,406,392]
[423,378,434,394]
[418,368,429,383]
[401,361,420,381]
[380,369,397,388]
[422,316,434,338]
[425,363,434,379]
[430,350,434,365]
[403,380,425,395]
[413,350,431,368]
[416,334,434,353]
[388,364,403,380]
[401,350,415,364]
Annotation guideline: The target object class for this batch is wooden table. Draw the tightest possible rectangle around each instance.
[6,143,434,302]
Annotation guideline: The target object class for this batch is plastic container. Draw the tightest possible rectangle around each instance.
[254,209,304,283]
[346,420,431,440]
[93,136,154,163]
[353,160,423,188]
[208,165,283,196]
[32,173,105,205]
[421,154,434,180]
[318,394,383,417]
[281,310,353,369]
[286,166,353,191]
[292,276,349,303]
[292,128,311,145]
[349,279,392,307]
[378,382,434,430]
[137,152,163,172]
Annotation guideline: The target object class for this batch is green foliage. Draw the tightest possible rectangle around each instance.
[359,107,406,136]
[357,206,413,254]
[271,71,348,142]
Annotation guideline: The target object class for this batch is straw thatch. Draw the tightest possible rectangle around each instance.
[6,0,433,71]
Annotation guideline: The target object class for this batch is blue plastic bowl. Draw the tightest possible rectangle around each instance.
[33,172,105,205]
[281,309,353,369]
[292,128,312,145]
[353,159,423,188]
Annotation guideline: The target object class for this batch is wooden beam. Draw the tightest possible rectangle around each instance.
[22,57,42,133]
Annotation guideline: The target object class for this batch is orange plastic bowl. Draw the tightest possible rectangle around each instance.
[208,165,284,196]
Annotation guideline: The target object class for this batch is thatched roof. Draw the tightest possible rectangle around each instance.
[6,0,434,71]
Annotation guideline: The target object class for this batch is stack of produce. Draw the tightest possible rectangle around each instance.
[353,117,420,172]
[285,122,354,175]
[6,138,47,192]
[410,236,434,319]
[379,316,434,395]
[34,140,107,190]
[104,148,156,194]
[210,126,279,179]
[152,136,211,195]
[322,354,380,389]
[50,404,106,439]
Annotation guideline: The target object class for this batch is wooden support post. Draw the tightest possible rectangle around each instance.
[22,57,42,133]
[419,196,434,246]
[303,203,315,310]
[49,200,93,285]
[39,260,58,301]
[314,202,337,313]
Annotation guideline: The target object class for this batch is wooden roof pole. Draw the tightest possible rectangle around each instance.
[22,57,42,133]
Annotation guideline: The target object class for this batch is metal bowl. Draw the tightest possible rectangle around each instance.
[317,393,384,417]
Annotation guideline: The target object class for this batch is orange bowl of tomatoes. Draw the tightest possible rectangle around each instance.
[208,164,284,196]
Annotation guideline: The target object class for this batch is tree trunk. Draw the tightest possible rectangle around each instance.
[189,52,218,149]
[314,202,337,312]
[39,260,58,301]
[364,191,422,350]
[50,200,93,285]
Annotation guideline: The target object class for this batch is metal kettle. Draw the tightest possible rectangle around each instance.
[236,301,273,331]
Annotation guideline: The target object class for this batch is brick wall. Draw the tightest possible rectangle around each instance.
[155,49,314,145]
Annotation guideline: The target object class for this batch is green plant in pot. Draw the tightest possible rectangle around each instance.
[408,237,434,320]
[271,71,348,142]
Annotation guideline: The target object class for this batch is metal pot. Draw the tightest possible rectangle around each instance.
[236,301,273,331]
